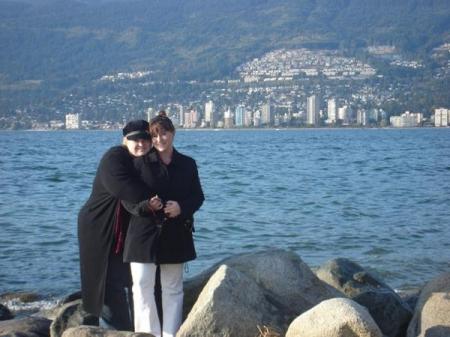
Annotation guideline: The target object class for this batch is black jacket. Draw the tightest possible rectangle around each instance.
[78,146,153,316]
[123,148,204,264]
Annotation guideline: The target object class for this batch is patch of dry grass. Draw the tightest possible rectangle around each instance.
[255,325,280,337]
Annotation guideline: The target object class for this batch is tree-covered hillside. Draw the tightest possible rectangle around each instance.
[0,0,449,86]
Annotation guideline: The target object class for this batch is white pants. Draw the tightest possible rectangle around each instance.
[130,262,184,337]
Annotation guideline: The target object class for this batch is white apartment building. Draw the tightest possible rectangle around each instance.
[326,98,336,124]
[205,100,215,127]
[390,111,423,127]
[235,105,245,127]
[434,108,449,127]
[261,103,271,125]
[307,95,319,126]
[224,109,233,128]
[356,109,368,126]
[337,105,348,123]
[65,113,80,129]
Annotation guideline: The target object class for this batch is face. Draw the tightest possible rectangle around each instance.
[151,129,174,153]
[125,138,151,157]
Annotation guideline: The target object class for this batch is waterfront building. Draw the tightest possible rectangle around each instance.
[356,109,368,126]
[261,103,271,126]
[205,100,215,128]
[434,108,449,127]
[307,95,319,126]
[244,110,253,127]
[65,113,80,129]
[235,105,244,127]
[253,110,261,127]
[224,108,233,128]
[326,98,336,124]
[178,104,184,127]
[338,105,348,124]
[390,111,423,127]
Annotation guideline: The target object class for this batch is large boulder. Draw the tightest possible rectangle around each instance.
[285,298,383,337]
[407,272,450,337]
[61,326,153,337]
[316,258,412,337]
[0,316,51,337]
[183,249,342,320]
[0,303,14,320]
[50,300,98,337]
[178,265,286,337]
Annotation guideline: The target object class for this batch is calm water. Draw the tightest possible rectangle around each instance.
[1,128,449,304]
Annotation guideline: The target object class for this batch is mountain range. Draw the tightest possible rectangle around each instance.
[0,0,449,114]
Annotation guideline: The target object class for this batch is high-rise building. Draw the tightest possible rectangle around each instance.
[178,105,184,127]
[356,109,368,126]
[235,105,244,127]
[434,108,449,127]
[390,111,423,127]
[65,113,80,129]
[307,95,319,126]
[224,108,233,128]
[244,110,253,127]
[338,105,348,124]
[261,103,271,126]
[205,100,215,127]
[327,98,336,123]
[253,110,261,127]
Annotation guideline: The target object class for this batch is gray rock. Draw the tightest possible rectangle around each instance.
[178,265,285,337]
[398,289,421,313]
[315,258,389,297]
[0,316,51,337]
[286,298,383,337]
[0,292,41,304]
[407,272,450,337]
[183,249,342,321]
[0,303,14,321]
[61,326,153,337]
[355,290,412,337]
[50,300,98,337]
[316,258,412,337]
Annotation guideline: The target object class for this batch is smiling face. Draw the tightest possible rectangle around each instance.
[124,137,152,157]
[151,128,174,154]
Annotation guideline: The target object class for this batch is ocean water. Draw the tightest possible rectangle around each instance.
[1,128,449,307]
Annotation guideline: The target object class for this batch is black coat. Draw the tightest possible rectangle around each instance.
[78,146,153,316]
[123,148,204,264]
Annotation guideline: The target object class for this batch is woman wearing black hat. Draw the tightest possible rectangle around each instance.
[78,120,159,330]
[122,111,204,337]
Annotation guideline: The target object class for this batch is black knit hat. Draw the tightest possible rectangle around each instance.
[122,120,151,140]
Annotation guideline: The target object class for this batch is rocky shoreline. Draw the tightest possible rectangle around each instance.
[1,249,449,337]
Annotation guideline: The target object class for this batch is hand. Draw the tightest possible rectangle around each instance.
[148,195,163,212]
[164,200,181,218]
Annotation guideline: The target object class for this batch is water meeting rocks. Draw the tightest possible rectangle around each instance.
[0,303,14,321]
[285,298,383,337]
[316,257,412,337]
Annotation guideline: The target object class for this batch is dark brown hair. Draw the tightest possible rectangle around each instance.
[149,110,175,136]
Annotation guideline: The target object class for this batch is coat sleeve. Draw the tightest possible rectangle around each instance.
[121,199,153,217]
[179,160,205,218]
[98,147,152,203]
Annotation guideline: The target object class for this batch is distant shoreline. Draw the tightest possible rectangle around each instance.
[1,126,446,132]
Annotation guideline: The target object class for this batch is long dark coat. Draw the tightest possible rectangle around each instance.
[123,148,204,264]
[78,146,152,316]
